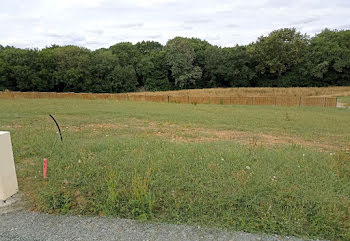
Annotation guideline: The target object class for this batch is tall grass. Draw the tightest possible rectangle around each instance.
[133,86,350,97]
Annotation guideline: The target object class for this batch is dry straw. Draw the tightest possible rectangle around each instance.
[0,88,343,108]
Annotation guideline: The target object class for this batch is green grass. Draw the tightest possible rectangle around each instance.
[339,96,350,106]
[1,98,349,240]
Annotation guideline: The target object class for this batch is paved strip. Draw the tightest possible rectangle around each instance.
[0,211,318,241]
[0,196,323,241]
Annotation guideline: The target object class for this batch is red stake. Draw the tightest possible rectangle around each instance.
[43,158,48,179]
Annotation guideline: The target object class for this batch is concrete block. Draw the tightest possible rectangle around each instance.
[0,131,18,201]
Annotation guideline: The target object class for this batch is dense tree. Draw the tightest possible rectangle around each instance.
[136,41,163,55]
[89,49,117,92]
[204,46,255,87]
[202,46,225,87]
[250,28,309,86]
[109,42,140,67]
[0,57,9,90]
[226,46,256,87]
[35,47,58,91]
[0,47,39,91]
[304,29,350,86]
[164,37,202,88]
[0,28,349,93]
[52,46,92,92]
[137,50,170,91]
[107,65,138,93]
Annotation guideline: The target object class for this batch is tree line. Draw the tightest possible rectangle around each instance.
[0,28,349,93]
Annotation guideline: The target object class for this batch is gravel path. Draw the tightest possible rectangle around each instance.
[0,195,324,241]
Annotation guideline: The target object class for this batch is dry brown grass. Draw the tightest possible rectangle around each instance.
[132,86,350,97]
[1,87,346,107]
[65,119,339,151]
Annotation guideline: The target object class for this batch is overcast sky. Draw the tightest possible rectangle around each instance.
[1,0,349,50]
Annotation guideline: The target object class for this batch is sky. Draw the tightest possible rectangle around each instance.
[0,0,349,50]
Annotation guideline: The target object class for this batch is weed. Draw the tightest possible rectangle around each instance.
[129,168,154,219]
[39,187,72,214]
[104,167,154,220]
[105,168,121,215]
[249,136,258,147]
[285,113,291,121]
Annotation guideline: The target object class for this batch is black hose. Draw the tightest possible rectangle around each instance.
[49,114,63,143]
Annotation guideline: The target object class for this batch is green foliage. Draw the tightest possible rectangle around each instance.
[136,50,170,91]
[204,45,255,87]
[89,49,118,92]
[0,47,40,91]
[136,40,163,55]
[52,46,92,92]
[0,58,7,90]
[39,187,72,214]
[165,37,202,88]
[252,28,309,75]
[35,48,57,91]
[250,28,309,86]
[107,65,138,93]
[109,42,140,67]
[304,29,350,86]
[0,28,349,92]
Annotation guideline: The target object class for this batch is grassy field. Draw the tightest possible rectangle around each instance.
[339,96,350,107]
[1,98,349,240]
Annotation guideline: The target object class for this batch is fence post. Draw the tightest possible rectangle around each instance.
[324,97,326,107]
[274,96,277,106]
[167,95,169,103]
[127,94,129,101]
[299,96,302,107]
[188,96,189,104]
[251,97,254,105]
[230,96,232,105]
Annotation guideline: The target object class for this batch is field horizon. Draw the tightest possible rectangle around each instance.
[132,86,350,98]
[2,86,350,108]
[2,86,350,97]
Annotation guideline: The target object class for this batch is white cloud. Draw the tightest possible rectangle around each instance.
[41,0,106,9]
[0,0,349,49]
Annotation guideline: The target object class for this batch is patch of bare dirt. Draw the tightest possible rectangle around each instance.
[160,127,336,150]
[21,159,35,166]
[65,123,127,132]
[85,123,126,129]
[1,124,23,129]
[67,119,338,151]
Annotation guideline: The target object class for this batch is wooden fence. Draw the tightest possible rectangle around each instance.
[0,91,337,107]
